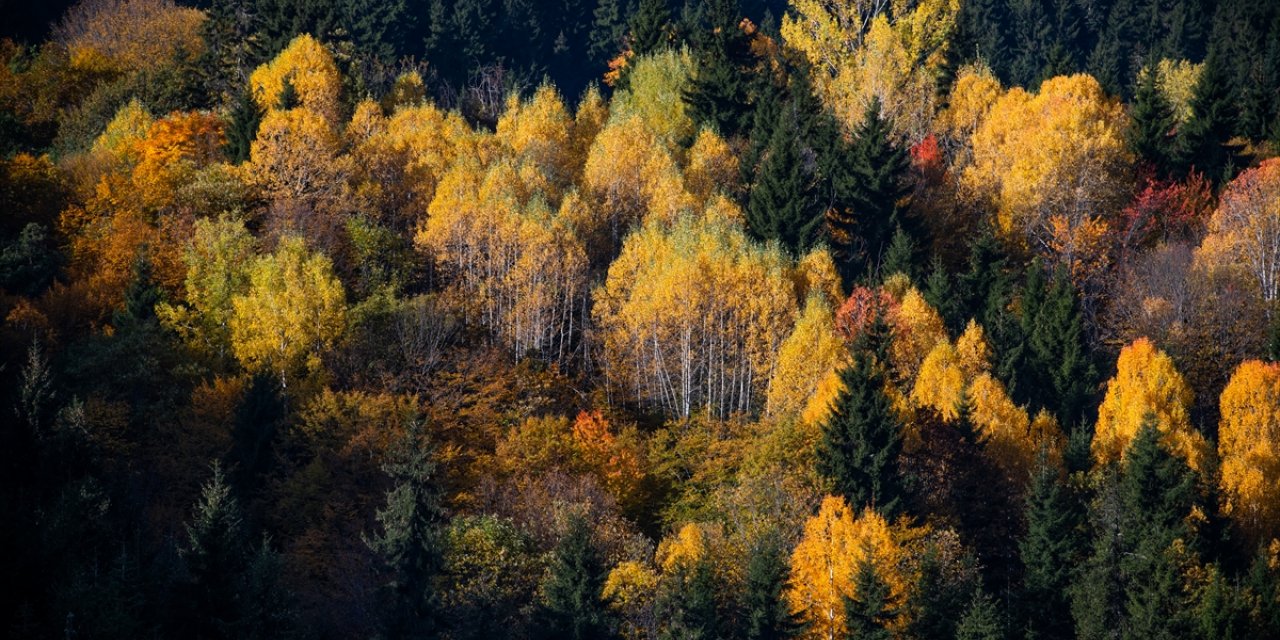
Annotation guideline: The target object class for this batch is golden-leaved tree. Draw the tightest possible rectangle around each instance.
[1203,158,1280,303]
[781,0,958,140]
[1093,337,1207,470]
[248,33,342,124]
[1218,360,1280,545]
[230,236,347,388]
[963,74,1131,296]
[593,214,796,418]
[786,496,908,640]
[158,216,255,371]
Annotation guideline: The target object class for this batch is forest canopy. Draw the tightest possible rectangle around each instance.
[2,0,1280,638]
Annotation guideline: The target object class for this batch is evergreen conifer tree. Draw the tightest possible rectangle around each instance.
[741,533,803,640]
[745,114,824,255]
[538,513,611,640]
[956,590,1003,640]
[1128,67,1180,178]
[225,85,264,165]
[1018,450,1082,640]
[816,318,906,519]
[827,99,912,286]
[844,552,895,640]
[367,419,446,639]
[629,0,671,56]
[682,0,756,138]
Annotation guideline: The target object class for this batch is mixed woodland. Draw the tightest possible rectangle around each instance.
[3,0,1280,638]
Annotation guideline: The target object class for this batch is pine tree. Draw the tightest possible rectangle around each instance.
[538,514,611,640]
[1018,450,1081,640]
[629,0,671,56]
[956,591,1003,640]
[827,99,912,286]
[844,552,895,640]
[227,372,286,496]
[589,0,626,64]
[816,318,907,520]
[741,533,803,640]
[179,465,249,637]
[659,558,719,640]
[1127,67,1180,178]
[367,419,446,640]
[923,255,963,335]
[879,224,917,284]
[225,84,264,165]
[745,114,824,255]
[1179,47,1241,183]
[682,0,756,138]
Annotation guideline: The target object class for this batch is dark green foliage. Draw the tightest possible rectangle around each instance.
[1072,418,1201,639]
[630,0,672,56]
[816,319,907,520]
[745,112,825,255]
[227,373,286,497]
[177,465,292,639]
[682,0,757,138]
[1013,264,1097,431]
[1018,451,1083,639]
[956,590,1004,640]
[741,534,803,640]
[658,557,719,640]
[537,514,612,640]
[1128,68,1182,178]
[827,99,913,286]
[905,545,981,640]
[880,224,918,284]
[225,84,264,165]
[367,419,446,639]
[590,0,627,64]
[844,553,895,640]
[0,223,60,298]
[1179,47,1243,183]
[199,0,267,104]
[923,255,963,335]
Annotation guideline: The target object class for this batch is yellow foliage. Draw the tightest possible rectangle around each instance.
[496,84,575,200]
[937,62,1001,158]
[887,287,948,383]
[685,129,740,207]
[1093,338,1206,470]
[912,340,965,420]
[608,49,695,150]
[657,522,713,573]
[781,0,957,141]
[584,115,690,237]
[157,216,255,369]
[229,236,348,388]
[1154,59,1202,125]
[954,320,992,378]
[249,34,342,123]
[57,0,204,73]
[1204,159,1280,303]
[593,215,797,418]
[92,98,153,165]
[603,560,660,609]
[249,107,351,205]
[786,497,909,639]
[1218,360,1280,545]
[767,294,845,418]
[963,74,1130,284]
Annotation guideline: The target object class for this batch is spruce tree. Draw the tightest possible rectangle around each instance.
[659,557,719,640]
[827,98,912,286]
[1127,67,1180,178]
[1179,48,1241,183]
[227,372,286,496]
[1018,450,1081,640]
[844,553,895,640]
[682,0,756,138]
[741,534,803,640]
[539,514,611,640]
[179,465,249,637]
[589,0,626,65]
[816,318,907,519]
[923,255,963,335]
[224,85,263,165]
[745,114,824,255]
[367,419,446,639]
[629,0,671,56]
[905,545,980,640]
[1019,266,1096,431]
[879,224,917,284]
[955,591,1003,640]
